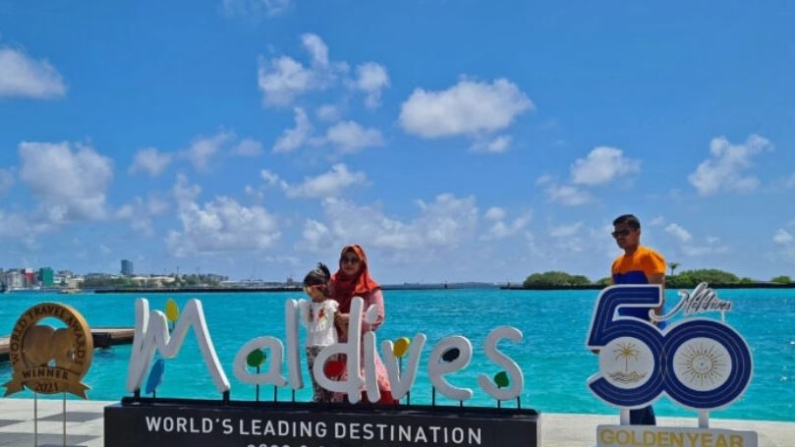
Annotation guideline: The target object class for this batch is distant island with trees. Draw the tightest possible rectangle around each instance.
[19,266,794,293]
[513,268,794,290]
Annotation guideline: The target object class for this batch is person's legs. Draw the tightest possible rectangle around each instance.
[306,346,324,402]
[629,406,656,425]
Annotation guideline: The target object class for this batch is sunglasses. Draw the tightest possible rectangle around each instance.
[341,256,360,265]
[611,229,632,239]
[303,284,325,293]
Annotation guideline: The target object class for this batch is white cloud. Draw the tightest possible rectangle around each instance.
[688,134,773,196]
[665,223,693,243]
[303,194,478,252]
[545,184,593,206]
[0,168,14,195]
[773,229,793,245]
[115,203,135,220]
[481,213,531,241]
[233,138,263,157]
[550,222,583,238]
[273,114,384,156]
[129,147,172,177]
[116,195,169,237]
[471,135,513,153]
[675,235,729,257]
[771,172,795,191]
[0,210,35,238]
[484,207,506,221]
[399,78,532,139]
[772,229,795,264]
[324,121,384,153]
[295,219,336,253]
[353,62,389,108]
[273,108,313,153]
[0,47,66,99]
[535,175,553,186]
[648,216,665,226]
[245,185,265,201]
[301,33,329,67]
[147,194,170,216]
[300,219,333,252]
[548,221,586,253]
[167,176,281,256]
[183,131,234,172]
[570,146,641,185]
[19,142,113,222]
[221,0,292,18]
[173,173,202,204]
[681,244,730,257]
[257,34,344,107]
[316,104,341,122]
[284,164,367,198]
[260,169,286,188]
[257,56,314,107]
[257,34,390,113]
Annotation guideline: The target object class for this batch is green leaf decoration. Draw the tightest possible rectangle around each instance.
[494,371,509,388]
[246,349,266,368]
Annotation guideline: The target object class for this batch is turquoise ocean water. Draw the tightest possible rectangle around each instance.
[1,288,793,422]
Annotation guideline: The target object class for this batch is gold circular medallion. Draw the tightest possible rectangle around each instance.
[3,302,93,398]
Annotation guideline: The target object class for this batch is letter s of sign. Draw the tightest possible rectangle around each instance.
[585,285,753,410]
[477,326,524,401]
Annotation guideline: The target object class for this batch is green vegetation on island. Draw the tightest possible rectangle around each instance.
[521,267,795,289]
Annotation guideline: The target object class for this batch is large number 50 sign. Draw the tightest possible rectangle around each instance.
[585,285,753,411]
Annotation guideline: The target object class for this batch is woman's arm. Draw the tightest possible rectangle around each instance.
[361,289,385,332]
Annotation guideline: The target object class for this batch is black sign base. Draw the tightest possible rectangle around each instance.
[105,397,539,447]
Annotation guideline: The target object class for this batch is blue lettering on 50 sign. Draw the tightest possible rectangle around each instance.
[585,284,753,411]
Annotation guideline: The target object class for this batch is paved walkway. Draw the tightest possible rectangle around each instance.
[1,398,792,446]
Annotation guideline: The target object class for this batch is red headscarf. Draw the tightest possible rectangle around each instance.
[330,244,381,313]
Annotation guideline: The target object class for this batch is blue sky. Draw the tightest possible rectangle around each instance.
[1,1,794,283]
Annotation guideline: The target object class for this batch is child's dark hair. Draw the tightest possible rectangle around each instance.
[303,262,331,287]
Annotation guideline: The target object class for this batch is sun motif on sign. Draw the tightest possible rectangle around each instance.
[613,342,641,372]
[678,343,725,386]
[672,337,732,392]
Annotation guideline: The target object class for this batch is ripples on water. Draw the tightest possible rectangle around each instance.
[1,288,794,422]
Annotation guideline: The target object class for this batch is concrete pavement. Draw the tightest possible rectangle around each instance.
[1,398,792,446]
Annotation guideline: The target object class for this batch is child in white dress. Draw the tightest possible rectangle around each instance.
[299,263,339,402]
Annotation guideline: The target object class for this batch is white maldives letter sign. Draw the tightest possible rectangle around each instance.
[127,297,525,404]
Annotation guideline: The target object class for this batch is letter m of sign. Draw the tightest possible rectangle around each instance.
[126,298,230,394]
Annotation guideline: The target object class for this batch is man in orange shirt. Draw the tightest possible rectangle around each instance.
[610,213,666,425]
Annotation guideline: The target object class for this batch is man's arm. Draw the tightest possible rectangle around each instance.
[648,272,665,316]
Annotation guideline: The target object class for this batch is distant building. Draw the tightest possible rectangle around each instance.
[6,270,24,289]
[121,259,134,276]
[23,268,34,286]
[39,267,55,286]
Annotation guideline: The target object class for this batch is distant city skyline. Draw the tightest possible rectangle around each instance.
[1,2,794,284]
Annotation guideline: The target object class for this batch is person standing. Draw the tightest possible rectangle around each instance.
[298,263,339,402]
[329,244,396,405]
[610,213,666,425]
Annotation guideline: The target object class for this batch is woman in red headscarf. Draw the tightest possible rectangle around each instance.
[330,244,396,405]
